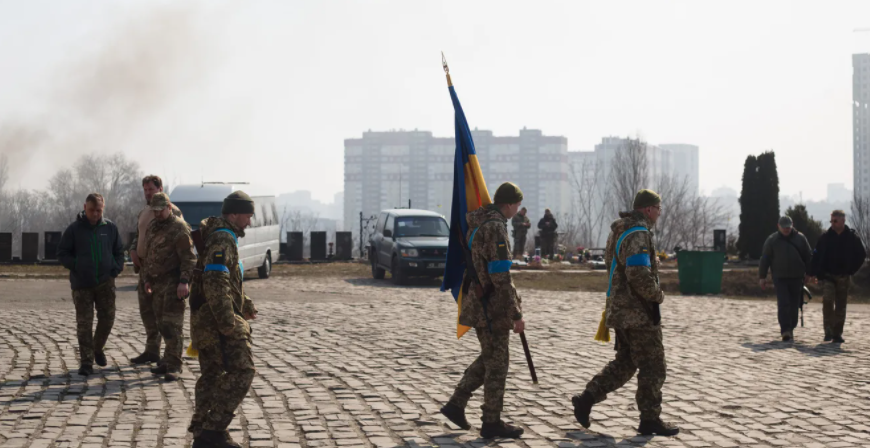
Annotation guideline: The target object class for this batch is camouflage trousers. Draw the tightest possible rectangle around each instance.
[189,310,255,434]
[72,279,116,366]
[823,276,851,338]
[513,234,527,258]
[150,275,187,371]
[583,327,666,421]
[449,328,510,423]
[137,268,161,356]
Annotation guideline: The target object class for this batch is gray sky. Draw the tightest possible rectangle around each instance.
[2,0,870,203]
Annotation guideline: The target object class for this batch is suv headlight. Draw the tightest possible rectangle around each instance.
[400,248,419,258]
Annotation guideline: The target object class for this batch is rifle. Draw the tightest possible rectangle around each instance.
[800,285,813,327]
[457,224,538,384]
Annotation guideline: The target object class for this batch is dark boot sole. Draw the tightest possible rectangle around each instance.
[480,429,524,439]
[639,429,680,437]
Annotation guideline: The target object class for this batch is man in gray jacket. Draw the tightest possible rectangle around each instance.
[759,216,812,341]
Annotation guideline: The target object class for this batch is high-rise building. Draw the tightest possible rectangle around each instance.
[854,54,870,199]
[344,128,569,253]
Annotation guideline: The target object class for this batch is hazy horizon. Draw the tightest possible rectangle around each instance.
[3,1,870,203]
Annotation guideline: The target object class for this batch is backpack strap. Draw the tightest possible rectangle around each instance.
[606,226,649,298]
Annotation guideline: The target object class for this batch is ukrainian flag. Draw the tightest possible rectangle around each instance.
[440,58,492,339]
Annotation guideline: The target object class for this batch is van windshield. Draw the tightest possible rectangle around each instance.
[394,217,450,238]
[174,202,223,229]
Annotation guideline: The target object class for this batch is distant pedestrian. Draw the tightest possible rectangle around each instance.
[759,216,812,342]
[537,209,558,259]
[57,193,125,376]
[511,207,531,259]
[809,210,866,343]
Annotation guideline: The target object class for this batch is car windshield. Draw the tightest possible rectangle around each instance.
[395,216,449,238]
[174,202,223,229]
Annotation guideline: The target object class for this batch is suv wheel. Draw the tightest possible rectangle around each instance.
[371,249,385,279]
[392,256,406,285]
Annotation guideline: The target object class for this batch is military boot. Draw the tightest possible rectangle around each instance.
[638,419,680,436]
[440,403,470,430]
[150,364,168,375]
[95,351,107,367]
[78,365,94,376]
[572,391,594,428]
[131,352,160,364]
[192,429,242,448]
[164,369,180,382]
[480,420,524,439]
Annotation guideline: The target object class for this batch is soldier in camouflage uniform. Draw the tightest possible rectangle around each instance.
[129,175,184,365]
[511,207,530,259]
[57,193,125,376]
[142,192,197,381]
[572,189,679,437]
[189,191,258,448]
[440,182,526,439]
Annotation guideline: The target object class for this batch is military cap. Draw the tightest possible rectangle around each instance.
[633,189,661,209]
[222,190,255,215]
[493,182,524,205]
[149,192,171,211]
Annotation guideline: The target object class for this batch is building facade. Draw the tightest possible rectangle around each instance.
[344,128,569,252]
[854,54,870,199]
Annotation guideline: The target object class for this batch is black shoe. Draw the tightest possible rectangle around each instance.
[440,403,470,430]
[572,391,594,428]
[192,429,241,448]
[782,333,792,342]
[480,420,524,439]
[638,419,680,436]
[131,352,160,364]
[95,351,107,367]
[833,335,845,343]
[164,370,180,382]
[824,333,833,342]
[150,364,168,375]
[78,365,94,376]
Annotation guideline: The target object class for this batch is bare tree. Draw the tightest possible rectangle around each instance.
[569,156,609,247]
[609,137,650,214]
[851,193,870,245]
[652,173,692,251]
[0,154,8,192]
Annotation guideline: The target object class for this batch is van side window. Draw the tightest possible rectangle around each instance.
[271,203,279,227]
[378,213,387,233]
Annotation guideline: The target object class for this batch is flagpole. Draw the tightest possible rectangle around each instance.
[442,52,452,87]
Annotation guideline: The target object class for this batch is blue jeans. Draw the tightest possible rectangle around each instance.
[773,278,803,334]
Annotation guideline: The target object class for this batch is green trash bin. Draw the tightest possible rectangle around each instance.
[677,251,725,294]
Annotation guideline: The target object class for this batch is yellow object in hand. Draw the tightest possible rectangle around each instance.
[594,309,610,342]
[186,342,198,358]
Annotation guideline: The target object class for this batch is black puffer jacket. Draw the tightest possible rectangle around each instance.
[810,226,866,280]
[57,211,125,290]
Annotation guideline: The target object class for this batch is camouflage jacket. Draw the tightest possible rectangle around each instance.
[143,214,196,283]
[511,214,531,237]
[604,211,663,330]
[196,216,256,336]
[130,203,183,257]
[459,204,523,331]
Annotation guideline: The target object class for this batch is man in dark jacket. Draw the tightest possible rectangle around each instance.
[57,193,125,376]
[809,210,866,343]
[759,216,812,342]
[537,209,558,259]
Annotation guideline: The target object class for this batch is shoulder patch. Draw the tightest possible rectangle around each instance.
[496,240,509,260]
[210,250,227,265]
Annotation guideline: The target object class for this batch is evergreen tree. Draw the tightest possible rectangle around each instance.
[737,155,760,259]
[756,151,780,245]
[786,204,824,249]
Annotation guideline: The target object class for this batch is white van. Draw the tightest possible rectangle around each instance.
[170,182,280,279]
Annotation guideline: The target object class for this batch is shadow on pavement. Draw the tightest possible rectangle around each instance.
[344,277,443,289]
[741,340,848,357]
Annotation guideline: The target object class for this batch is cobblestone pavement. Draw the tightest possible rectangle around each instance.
[2,276,870,448]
